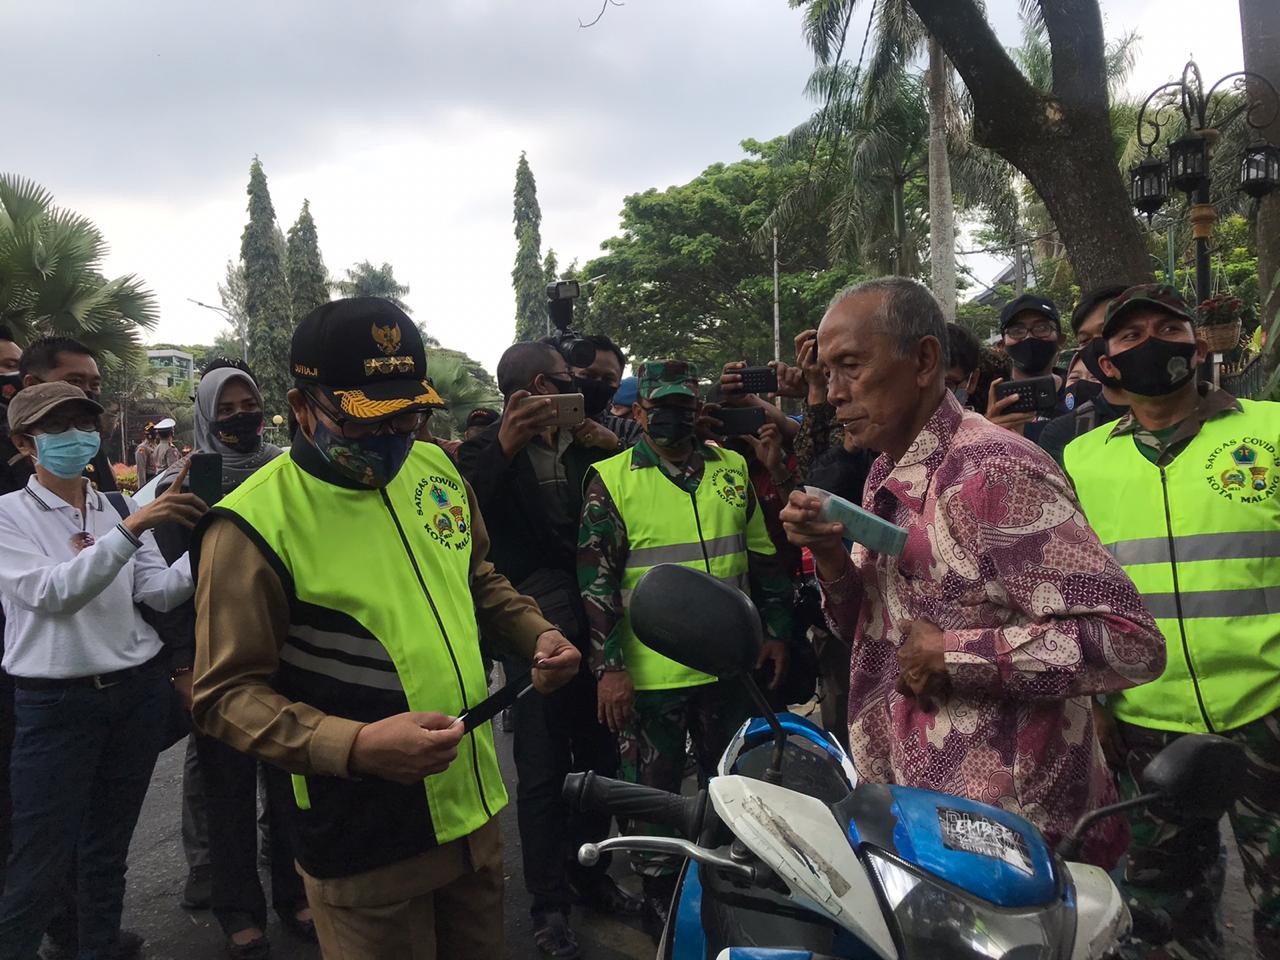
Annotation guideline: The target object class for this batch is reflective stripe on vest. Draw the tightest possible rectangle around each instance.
[1064,399,1280,733]
[215,441,506,843]
[594,445,775,691]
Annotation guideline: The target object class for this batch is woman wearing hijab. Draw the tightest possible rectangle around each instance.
[153,361,312,959]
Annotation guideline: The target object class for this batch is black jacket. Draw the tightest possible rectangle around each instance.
[457,420,614,601]
[1038,393,1129,469]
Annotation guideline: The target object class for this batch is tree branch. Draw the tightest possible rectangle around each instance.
[906,0,1039,149]
[1039,0,1110,113]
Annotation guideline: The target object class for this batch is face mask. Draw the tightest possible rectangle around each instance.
[212,411,264,454]
[1063,380,1102,412]
[573,376,616,417]
[33,429,101,479]
[951,386,970,407]
[542,374,574,396]
[1106,337,1198,398]
[1006,337,1059,374]
[1078,338,1122,390]
[0,373,20,402]
[644,406,697,448]
[309,419,413,488]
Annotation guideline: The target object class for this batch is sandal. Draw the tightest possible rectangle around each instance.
[276,906,317,943]
[571,875,643,915]
[533,912,581,959]
[224,931,270,960]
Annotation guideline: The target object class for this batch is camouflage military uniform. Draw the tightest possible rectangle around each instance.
[578,362,793,888]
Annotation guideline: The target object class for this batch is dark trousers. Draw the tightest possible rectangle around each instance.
[1115,712,1280,960]
[181,734,211,879]
[505,658,619,920]
[0,666,12,890]
[0,665,169,960]
[194,734,305,935]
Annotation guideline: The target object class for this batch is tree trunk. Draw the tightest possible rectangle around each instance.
[892,180,907,275]
[1240,0,1280,360]
[927,38,958,319]
[907,0,1154,292]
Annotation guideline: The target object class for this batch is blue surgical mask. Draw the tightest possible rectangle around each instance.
[309,420,413,489]
[34,429,101,479]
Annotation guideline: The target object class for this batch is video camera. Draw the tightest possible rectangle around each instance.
[546,280,596,367]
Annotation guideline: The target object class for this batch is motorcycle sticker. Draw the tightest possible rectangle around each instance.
[936,807,1032,875]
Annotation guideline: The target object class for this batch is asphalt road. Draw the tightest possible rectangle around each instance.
[122,726,1258,959]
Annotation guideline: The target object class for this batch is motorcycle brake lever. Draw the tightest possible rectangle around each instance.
[579,836,762,884]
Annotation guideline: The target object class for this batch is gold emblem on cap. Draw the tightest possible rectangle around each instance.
[372,322,402,356]
[363,356,415,376]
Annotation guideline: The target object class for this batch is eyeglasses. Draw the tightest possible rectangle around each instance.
[32,414,100,435]
[306,391,425,440]
[1004,321,1059,342]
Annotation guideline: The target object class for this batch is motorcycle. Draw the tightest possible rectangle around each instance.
[563,564,1246,960]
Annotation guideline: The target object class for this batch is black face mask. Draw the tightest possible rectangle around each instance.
[573,376,616,417]
[543,374,574,395]
[1106,337,1198,397]
[1006,337,1059,375]
[1078,338,1122,390]
[645,406,697,448]
[1063,380,1102,412]
[212,411,264,453]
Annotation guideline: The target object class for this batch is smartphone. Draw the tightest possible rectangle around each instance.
[188,452,223,506]
[993,376,1058,415]
[546,393,585,428]
[714,406,767,437]
[737,366,779,395]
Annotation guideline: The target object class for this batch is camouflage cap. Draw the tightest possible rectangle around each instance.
[637,360,699,402]
[1102,283,1197,338]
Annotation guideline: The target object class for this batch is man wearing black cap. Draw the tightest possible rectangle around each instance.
[986,293,1068,444]
[1064,284,1280,960]
[191,298,581,959]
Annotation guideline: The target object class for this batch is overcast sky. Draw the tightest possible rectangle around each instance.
[4,0,1245,375]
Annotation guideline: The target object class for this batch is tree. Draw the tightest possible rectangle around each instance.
[1240,0,1280,360]
[332,261,411,312]
[582,139,861,373]
[0,174,158,364]
[901,0,1153,290]
[512,152,546,342]
[424,350,502,439]
[215,259,250,362]
[239,158,293,417]
[286,199,329,321]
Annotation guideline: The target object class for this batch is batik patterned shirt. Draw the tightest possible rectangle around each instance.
[821,392,1165,866]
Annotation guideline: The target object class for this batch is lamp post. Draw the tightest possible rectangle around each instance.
[1130,62,1280,307]
[187,298,247,361]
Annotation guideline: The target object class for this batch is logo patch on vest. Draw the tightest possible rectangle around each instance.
[413,475,471,551]
[1204,438,1279,503]
[709,467,748,508]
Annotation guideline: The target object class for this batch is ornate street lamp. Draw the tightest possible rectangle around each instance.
[1132,61,1280,308]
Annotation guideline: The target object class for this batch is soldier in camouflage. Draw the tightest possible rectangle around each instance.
[577,360,794,940]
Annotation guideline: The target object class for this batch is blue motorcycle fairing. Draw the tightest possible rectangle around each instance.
[724,712,858,788]
[836,783,1058,909]
[718,951,827,959]
[671,858,707,959]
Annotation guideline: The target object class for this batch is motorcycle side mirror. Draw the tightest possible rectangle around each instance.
[630,564,763,678]
[1141,733,1247,821]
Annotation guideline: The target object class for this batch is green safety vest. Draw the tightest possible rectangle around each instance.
[594,445,775,691]
[1064,399,1280,733]
[215,441,505,849]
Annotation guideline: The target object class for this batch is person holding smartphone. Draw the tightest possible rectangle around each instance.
[986,293,1069,444]
[0,382,207,960]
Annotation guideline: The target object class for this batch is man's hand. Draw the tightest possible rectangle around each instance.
[573,418,620,451]
[597,669,635,733]
[498,390,557,460]
[984,380,1035,435]
[718,362,751,405]
[531,630,580,694]
[172,671,193,712]
[696,402,725,443]
[757,640,790,691]
[125,459,209,534]
[1093,701,1124,770]
[895,620,950,712]
[743,422,786,477]
[794,329,827,405]
[773,360,806,400]
[780,490,847,580]
[348,712,465,784]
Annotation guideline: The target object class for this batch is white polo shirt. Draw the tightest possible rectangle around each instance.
[0,477,193,679]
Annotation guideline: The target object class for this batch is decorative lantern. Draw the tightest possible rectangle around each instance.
[1130,154,1169,220]
[1169,134,1210,193]
[1239,141,1280,199]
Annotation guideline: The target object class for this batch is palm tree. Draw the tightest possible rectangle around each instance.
[0,174,158,364]
[332,260,412,313]
[424,350,501,439]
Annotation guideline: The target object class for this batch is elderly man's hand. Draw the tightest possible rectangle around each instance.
[896,619,950,712]
[531,630,580,694]
[780,490,847,579]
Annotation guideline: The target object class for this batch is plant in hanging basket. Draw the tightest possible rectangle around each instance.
[1196,295,1249,353]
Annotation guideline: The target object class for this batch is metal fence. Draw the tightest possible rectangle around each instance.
[1222,355,1269,400]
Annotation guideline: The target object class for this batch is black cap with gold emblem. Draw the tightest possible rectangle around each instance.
[291,297,444,421]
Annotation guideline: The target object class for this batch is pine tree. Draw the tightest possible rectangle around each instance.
[543,249,559,285]
[286,199,329,322]
[239,157,294,418]
[512,152,545,342]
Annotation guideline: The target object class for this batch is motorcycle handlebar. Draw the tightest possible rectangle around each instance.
[563,772,705,841]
